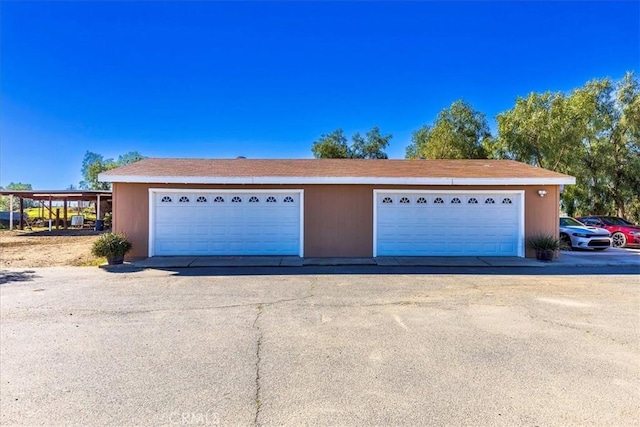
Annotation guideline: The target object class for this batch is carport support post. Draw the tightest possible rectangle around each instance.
[56,208,60,230]
[48,196,52,230]
[97,194,101,220]
[63,199,68,229]
[9,194,13,230]
[19,197,24,230]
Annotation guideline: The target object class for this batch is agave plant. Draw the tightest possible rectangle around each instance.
[527,233,562,251]
[527,233,563,261]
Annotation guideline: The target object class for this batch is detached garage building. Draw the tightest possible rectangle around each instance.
[99,158,575,259]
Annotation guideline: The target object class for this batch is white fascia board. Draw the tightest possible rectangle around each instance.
[100,175,452,185]
[451,177,576,185]
[100,174,576,186]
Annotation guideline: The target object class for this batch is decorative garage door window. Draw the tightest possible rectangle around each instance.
[375,191,522,257]
[157,194,300,205]
[376,194,519,210]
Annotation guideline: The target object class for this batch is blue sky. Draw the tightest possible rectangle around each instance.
[1,1,638,189]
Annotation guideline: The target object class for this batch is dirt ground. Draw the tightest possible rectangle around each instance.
[0,229,103,268]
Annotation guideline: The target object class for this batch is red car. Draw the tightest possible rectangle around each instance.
[576,216,640,248]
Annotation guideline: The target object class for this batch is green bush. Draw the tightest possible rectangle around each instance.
[91,232,132,258]
[527,233,562,251]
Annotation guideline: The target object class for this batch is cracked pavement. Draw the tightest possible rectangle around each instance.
[1,266,639,426]
[252,304,264,426]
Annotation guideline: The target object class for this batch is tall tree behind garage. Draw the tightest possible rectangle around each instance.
[493,72,640,221]
[80,151,145,190]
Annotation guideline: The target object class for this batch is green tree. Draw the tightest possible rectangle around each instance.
[311,127,392,159]
[80,151,145,190]
[609,72,640,219]
[0,182,34,211]
[350,126,392,159]
[564,73,640,219]
[311,129,350,158]
[80,152,116,190]
[493,92,583,171]
[117,151,146,166]
[493,72,640,222]
[406,100,491,159]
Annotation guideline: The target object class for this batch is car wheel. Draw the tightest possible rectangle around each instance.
[560,234,572,250]
[611,232,627,248]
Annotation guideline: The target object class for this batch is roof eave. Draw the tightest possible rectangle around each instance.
[98,174,576,186]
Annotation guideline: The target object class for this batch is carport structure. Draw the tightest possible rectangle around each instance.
[0,190,112,230]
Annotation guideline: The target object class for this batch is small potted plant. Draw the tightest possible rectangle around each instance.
[527,233,562,261]
[91,232,132,265]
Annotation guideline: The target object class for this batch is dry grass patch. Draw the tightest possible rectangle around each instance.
[0,230,104,268]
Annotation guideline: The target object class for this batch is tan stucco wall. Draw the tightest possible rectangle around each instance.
[112,183,560,259]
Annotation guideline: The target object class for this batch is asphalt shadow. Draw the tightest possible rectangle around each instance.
[99,265,145,274]
[142,264,640,277]
[0,270,39,285]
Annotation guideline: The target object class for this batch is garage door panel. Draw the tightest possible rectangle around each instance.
[190,227,210,237]
[191,240,210,252]
[207,241,228,251]
[156,240,191,254]
[480,242,498,252]
[152,191,301,256]
[499,242,516,252]
[376,191,522,257]
[155,225,180,237]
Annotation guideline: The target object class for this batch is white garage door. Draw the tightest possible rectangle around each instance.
[375,191,523,257]
[151,190,302,256]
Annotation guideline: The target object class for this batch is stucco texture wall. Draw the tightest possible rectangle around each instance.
[112,183,559,259]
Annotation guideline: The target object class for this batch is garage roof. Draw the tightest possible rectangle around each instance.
[99,158,576,185]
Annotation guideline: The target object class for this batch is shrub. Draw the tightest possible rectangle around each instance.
[527,233,562,251]
[91,232,132,258]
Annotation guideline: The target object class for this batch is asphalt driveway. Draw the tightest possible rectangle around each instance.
[1,266,638,426]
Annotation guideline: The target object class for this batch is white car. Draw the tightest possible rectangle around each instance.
[559,217,611,250]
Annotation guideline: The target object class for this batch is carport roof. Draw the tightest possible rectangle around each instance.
[0,190,112,201]
[99,158,576,185]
